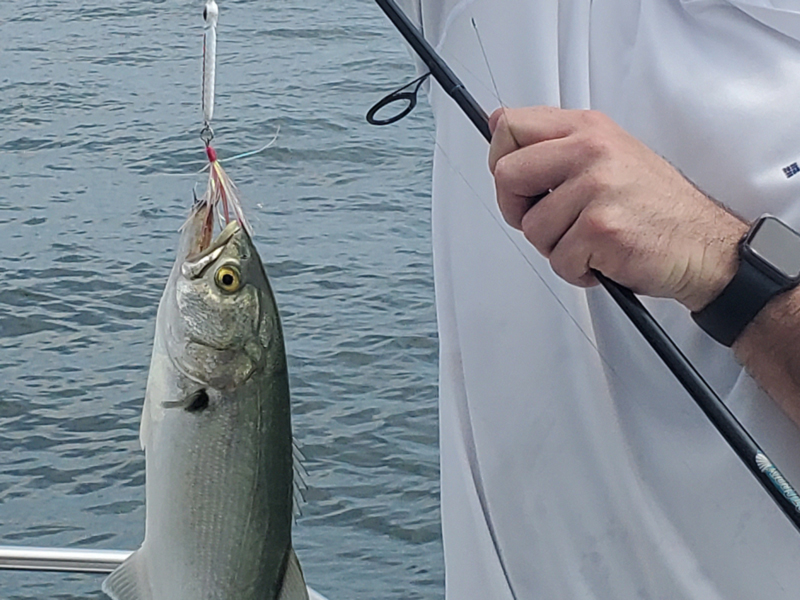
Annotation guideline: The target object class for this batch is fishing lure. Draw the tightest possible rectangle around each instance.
[196,0,252,237]
[202,0,218,133]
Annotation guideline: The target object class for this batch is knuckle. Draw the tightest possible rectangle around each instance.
[581,109,611,129]
[581,203,624,240]
[575,137,604,165]
[496,189,526,230]
[492,155,515,185]
[577,168,613,198]
[571,110,617,162]
[574,130,611,164]
[548,249,568,277]
[522,219,551,256]
[549,248,584,286]
[495,195,519,228]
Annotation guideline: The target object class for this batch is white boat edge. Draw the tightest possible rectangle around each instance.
[0,545,329,599]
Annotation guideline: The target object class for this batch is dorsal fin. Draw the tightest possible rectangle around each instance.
[293,441,308,518]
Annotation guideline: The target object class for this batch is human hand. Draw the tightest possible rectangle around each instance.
[488,106,748,312]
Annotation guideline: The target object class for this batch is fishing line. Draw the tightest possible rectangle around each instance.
[470,19,513,126]
[429,133,611,374]
[471,18,532,165]
[372,0,800,534]
[396,64,622,600]
[197,127,281,173]
[459,20,610,375]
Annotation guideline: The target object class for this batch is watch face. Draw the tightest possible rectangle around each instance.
[749,216,800,280]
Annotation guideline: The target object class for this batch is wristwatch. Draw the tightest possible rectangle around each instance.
[691,215,800,346]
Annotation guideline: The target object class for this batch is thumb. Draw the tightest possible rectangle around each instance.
[488,108,522,174]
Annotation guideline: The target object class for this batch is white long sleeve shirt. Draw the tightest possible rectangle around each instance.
[397,0,800,597]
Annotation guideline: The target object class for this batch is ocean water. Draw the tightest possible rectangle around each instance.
[0,1,441,598]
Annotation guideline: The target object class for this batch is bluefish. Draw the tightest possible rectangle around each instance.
[104,203,307,600]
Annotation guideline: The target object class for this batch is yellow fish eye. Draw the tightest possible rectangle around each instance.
[214,265,241,293]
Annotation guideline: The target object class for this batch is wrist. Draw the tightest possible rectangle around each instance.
[679,213,748,313]
[691,215,800,346]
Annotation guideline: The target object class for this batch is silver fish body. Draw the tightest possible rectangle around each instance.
[104,211,307,600]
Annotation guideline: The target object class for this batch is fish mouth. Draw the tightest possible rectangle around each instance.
[181,220,241,280]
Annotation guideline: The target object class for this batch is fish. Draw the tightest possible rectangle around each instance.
[103,200,308,600]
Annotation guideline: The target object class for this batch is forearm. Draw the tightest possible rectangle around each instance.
[684,211,800,424]
[734,287,800,426]
[684,214,800,425]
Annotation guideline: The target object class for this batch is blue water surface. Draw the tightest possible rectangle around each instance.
[0,1,441,598]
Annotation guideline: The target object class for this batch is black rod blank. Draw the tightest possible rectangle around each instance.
[374,0,490,140]
[374,0,800,532]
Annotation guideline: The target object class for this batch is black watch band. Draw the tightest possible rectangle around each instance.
[691,258,786,347]
[691,215,800,347]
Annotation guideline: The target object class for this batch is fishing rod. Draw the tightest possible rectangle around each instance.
[372,0,800,533]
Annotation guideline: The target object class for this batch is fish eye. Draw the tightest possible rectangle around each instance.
[214,265,241,293]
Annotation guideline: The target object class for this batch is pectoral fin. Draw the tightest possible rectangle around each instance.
[162,388,210,413]
[277,546,308,600]
[102,549,152,600]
